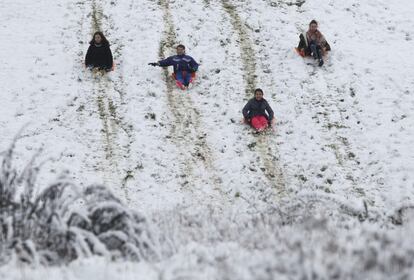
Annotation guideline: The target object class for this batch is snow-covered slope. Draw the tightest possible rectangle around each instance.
[1,0,414,278]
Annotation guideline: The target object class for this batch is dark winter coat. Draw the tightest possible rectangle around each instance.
[158,54,199,73]
[242,98,274,122]
[297,32,331,56]
[85,42,113,70]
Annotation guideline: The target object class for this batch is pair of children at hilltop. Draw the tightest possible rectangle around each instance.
[85,33,198,89]
[85,20,329,131]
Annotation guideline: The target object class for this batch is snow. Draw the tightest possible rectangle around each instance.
[1,0,414,278]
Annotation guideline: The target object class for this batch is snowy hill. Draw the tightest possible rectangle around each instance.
[1,0,414,278]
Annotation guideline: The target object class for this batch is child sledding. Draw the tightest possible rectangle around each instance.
[295,20,331,67]
[149,44,199,90]
[85,32,114,75]
[242,89,275,132]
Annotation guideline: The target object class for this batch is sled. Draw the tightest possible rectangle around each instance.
[83,61,115,73]
[295,47,306,57]
[294,47,329,58]
[243,116,276,133]
[294,47,330,67]
[172,72,196,90]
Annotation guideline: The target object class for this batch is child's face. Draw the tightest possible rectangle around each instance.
[310,23,318,32]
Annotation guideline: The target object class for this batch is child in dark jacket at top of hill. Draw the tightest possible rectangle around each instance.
[148,44,199,90]
[85,31,113,72]
[242,88,275,131]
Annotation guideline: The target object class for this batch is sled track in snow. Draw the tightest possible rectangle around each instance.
[301,65,365,196]
[284,0,365,196]
[222,0,286,197]
[90,0,122,194]
[47,0,105,184]
[221,0,257,97]
[91,0,103,32]
[255,0,364,198]
[260,0,370,198]
[158,0,222,194]
[91,0,137,200]
[105,0,139,191]
[50,0,134,201]
[93,78,120,182]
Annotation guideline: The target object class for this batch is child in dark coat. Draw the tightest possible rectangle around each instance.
[85,31,113,72]
[243,88,275,131]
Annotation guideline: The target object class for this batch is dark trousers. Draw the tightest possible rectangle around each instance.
[309,41,322,60]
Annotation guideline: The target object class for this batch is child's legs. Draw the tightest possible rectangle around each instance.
[181,71,192,86]
[309,41,322,59]
[174,72,186,90]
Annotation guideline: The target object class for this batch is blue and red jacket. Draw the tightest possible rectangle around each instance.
[158,54,199,73]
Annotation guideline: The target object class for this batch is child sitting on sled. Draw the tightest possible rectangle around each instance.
[296,20,331,66]
[149,44,199,90]
[242,88,275,132]
[85,31,114,73]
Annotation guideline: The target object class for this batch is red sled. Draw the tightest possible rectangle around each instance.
[243,116,276,133]
[172,72,196,90]
[251,115,269,131]
[295,47,306,57]
[294,47,329,59]
[244,116,276,133]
